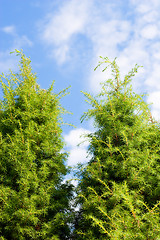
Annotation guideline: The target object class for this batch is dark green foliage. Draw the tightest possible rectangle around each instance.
[74,57,160,239]
[0,50,73,240]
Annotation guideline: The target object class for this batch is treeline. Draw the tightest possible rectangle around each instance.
[0,51,160,239]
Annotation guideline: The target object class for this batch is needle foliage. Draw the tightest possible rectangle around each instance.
[74,57,160,239]
[0,50,73,240]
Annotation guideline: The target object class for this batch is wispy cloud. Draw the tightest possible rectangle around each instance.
[87,1,160,96]
[40,0,91,64]
[2,25,16,35]
[0,25,33,73]
[39,0,160,119]
[0,51,18,73]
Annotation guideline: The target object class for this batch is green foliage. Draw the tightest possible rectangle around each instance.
[0,50,73,239]
[74,57,160,239]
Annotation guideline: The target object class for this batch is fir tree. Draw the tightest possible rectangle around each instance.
[74,57,160,239]
[0,50,73,240]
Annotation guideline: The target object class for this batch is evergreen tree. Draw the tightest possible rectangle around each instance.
[74,57,160,239]
[0,50,73,240]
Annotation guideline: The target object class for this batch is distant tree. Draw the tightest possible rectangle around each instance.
[74,57,160,239]
[0,50,73,240]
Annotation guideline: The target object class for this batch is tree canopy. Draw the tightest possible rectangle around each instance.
[0,50,73,240]
[74,57,160,239]
[1,52,160,240]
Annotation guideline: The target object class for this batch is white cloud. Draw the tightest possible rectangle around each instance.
[2,25,16,35]
[145,63,160,91]
[148,91,160,109]
[151,42,160,60]
[0,51,19,73]
[86,0,160,103]
[147,91,160,120]
[88,19,132,91]
[141,24,159,39]
[131,0,160,8]
[67,148,88,166]
[13,35,33,49]
[136,4,151,13]
[64,128,90,148]
[42,3,86,44]
[39,0,160,120]
[0,25,33,73]
[142,10,159,23]
[40,0,91,63]
[64,128,91,166]
[2,25,33,48]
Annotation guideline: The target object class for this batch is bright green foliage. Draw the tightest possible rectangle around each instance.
[0,50,73,240]
[74,57,160,239]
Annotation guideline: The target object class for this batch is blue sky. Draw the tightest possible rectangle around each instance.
[1,0,160,167]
